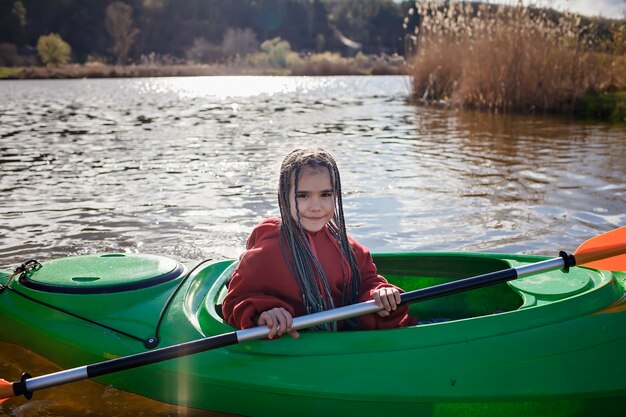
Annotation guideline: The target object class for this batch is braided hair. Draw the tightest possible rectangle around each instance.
[277,148,361,331]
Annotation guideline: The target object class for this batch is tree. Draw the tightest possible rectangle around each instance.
[0,0,411,61]
[185,37,222,63]
[105,2,139,64]
[0,43,20,66]
[221,28,258,58]
[12,0,27,28]
[36,33,72,65]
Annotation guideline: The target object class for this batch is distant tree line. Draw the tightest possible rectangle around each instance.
[0,0,411,66]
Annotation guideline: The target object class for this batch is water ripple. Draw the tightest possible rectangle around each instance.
[1,76,625,268]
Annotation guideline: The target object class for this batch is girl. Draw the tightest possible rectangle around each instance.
[222,148,415,339]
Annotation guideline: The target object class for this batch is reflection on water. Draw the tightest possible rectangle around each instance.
[0,341,225,417]
[1,76,625,416]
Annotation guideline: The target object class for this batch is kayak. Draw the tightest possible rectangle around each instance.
[1,251,625,417]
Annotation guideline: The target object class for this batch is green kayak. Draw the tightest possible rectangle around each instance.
[1,251,625,417]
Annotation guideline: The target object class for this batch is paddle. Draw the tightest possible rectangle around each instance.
[1,226,625,403]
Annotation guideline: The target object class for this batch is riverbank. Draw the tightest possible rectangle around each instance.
[0,63,280,79]
[0,53,408,80]
[409,91,626,123]
[2,63,623,123]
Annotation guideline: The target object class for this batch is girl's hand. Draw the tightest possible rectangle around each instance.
[257,307,300,339]
[373,287,401,317]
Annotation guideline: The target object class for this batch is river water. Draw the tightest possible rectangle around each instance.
[0,76,625,416]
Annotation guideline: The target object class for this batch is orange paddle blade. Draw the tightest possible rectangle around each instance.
[574,226,626,271]
[0,378,12,403]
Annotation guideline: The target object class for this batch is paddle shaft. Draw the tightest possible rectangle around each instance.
[1,253,574,399]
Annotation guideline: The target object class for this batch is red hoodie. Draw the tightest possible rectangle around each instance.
[222,218,416,330]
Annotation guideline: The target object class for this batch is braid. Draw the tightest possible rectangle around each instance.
[277,148,361,331]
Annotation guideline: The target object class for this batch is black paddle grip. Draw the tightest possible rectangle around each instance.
[400,268,519,305]
[87,332,239,378]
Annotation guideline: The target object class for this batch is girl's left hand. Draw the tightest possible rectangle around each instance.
[372,287,401,317]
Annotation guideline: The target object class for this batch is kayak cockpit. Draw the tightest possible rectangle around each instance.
[199,252,610,330]
[376,252,599,319]
[374,252,524,321]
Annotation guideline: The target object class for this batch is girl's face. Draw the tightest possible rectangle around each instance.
[289,166,335,233]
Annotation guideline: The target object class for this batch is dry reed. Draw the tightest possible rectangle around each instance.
[405,1,626,114]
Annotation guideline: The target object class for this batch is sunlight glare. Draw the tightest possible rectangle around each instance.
[144,76,333,99]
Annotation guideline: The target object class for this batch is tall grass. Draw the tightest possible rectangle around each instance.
[405,1,626,114]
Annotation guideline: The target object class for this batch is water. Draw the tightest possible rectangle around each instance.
[1,76,625,416]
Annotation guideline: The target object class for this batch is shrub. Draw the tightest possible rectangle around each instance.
[36,33,71,65]
[260,37,292,68]
[85,54,109,66]
[0,43,20,66]
[245,51,271,68]
[290,52,363,75]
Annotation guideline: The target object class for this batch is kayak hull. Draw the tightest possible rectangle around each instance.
[1,252,625,417]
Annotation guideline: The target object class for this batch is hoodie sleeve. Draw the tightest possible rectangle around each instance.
[351,239,417,329]
[222,218,302,329]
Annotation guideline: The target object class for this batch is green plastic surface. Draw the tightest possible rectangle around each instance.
[20,253,182,293]
[1,251,625,417]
